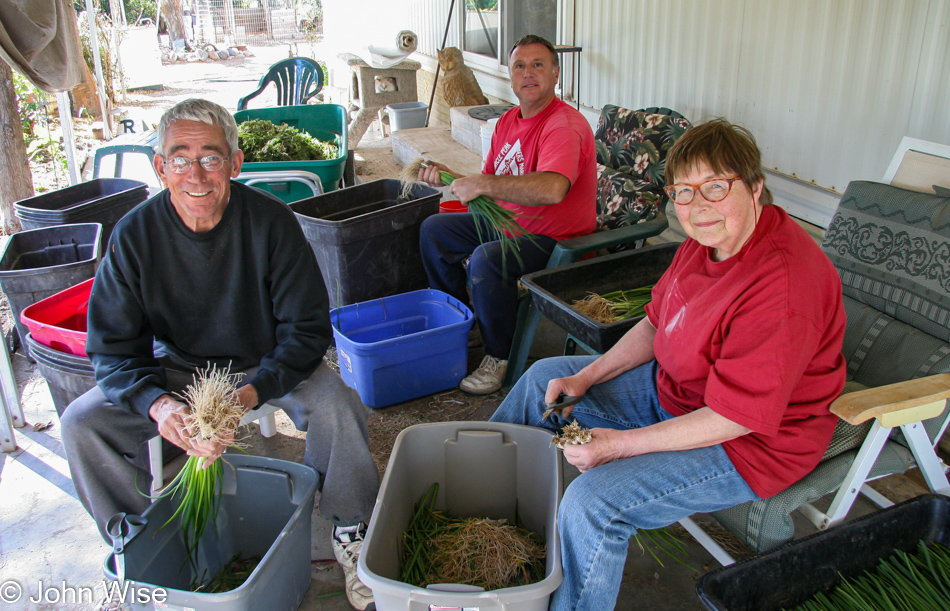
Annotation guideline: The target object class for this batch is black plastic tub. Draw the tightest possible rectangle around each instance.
[0,224,102,358]
[25,333,96,417]
[696,494,950,611]
[290,178,440,307]
[520,242,680,353]
[14,178,147,244]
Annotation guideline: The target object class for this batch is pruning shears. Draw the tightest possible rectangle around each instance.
[542,394,583,421]
[107,512,147,586]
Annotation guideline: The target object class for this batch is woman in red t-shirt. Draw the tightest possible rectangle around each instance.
[491,119,846,611]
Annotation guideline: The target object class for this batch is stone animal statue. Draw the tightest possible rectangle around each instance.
[438,47,489,107]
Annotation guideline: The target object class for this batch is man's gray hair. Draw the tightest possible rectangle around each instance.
[155,98,239,155]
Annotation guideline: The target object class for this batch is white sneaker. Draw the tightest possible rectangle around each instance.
[97,586,130,611]
[332,523,374,610]
[459,355,507,395]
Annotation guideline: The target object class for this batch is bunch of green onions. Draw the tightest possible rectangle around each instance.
[402,159,539,276]
[400,482,546,589]
[159,457,224,572]
[400,482,445,586]
[193,553,261,593]
[573,285,655,323]
[790,540,950,610]
[154,365,246,580]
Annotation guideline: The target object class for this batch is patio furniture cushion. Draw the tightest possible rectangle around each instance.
[594,105,691,184]
[590,105,691,245]
[595,164,665,230]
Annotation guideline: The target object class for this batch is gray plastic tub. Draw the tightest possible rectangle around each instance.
[290,178,440,307]
[24,333,96,418]
[386,101,428,131]
[357,421,563,610]
[103,454,319,611]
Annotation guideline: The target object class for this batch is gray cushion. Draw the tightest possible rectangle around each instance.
[821,180,950,342]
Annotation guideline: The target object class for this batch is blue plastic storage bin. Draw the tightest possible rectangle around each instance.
[331,289,474,408]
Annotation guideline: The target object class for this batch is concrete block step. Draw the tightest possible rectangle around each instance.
[391,127,483,177]
[450,105,486,156]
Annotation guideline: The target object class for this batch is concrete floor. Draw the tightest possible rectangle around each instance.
[0,42,938,611]
[0,307,933,611]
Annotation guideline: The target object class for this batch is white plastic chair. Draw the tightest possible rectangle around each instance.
[147,402,281,492]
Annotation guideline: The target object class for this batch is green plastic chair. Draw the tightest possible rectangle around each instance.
[503,105,692,386]
[237,57,324,111]
[92,130,161,186]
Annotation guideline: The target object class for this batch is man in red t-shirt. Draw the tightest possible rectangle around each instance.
[418,34,596,395]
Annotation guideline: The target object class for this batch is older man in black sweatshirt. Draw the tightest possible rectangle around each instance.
[61,99,379,610]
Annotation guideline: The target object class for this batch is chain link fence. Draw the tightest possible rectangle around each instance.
[190,1,321,47]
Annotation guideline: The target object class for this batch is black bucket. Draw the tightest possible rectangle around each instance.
[14,178,147,245]
[25,333,96,417]
[289,179,440,306]
[0,223,102,359]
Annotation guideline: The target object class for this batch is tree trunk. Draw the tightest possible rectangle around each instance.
[0,61,30,235]
[67,6,101,119]
[161,0,186,42]
[70,62,103,119]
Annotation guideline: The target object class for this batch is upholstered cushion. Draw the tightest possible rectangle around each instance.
[595,164,665,231]
[821,180,950,343]
[593,105,691,185]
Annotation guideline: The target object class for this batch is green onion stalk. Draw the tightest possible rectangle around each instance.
[402,159,540,279]
[153,365,247,579]
[789,540,950,610]
[600,286,655,320]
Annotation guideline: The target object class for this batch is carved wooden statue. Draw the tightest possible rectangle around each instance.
[438,47,489,107]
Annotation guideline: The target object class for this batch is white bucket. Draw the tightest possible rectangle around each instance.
[481,118,499,163]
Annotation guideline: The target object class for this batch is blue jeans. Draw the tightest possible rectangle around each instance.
[419,212,557,359]
[490,356,760,610]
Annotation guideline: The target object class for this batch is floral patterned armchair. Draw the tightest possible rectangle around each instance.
[593,104,692,232]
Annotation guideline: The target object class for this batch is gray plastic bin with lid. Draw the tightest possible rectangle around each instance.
[290,178,440,307]
[357,421,563,610]
[386,102,428,131]
[103,454,319,611]
[24,333,96,418]
[0,223,102,358]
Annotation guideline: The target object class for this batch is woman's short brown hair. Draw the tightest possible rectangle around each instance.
[665,118,773,206]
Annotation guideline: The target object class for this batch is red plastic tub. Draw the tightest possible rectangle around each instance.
[439,199,467,213]
[20,278,93,357]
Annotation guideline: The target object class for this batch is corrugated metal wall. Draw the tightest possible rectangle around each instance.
[577,0,950,194]
[406,0,458,56]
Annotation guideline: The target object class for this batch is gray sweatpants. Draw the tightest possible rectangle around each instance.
[60,360,381,543]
